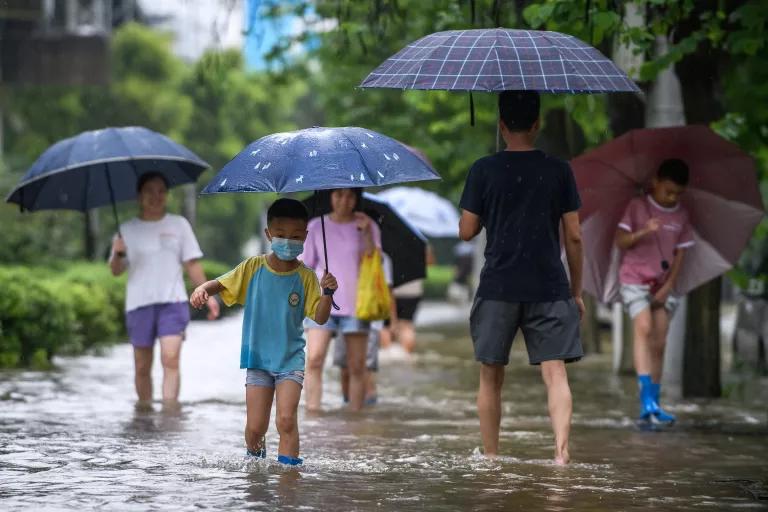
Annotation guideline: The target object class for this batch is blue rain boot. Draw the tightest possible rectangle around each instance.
[638,375,659,421]
[277,454,303,466]
[650,382,676,424]
[246,435,266,458]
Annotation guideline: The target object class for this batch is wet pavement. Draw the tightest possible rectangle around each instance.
[1,304,767,511]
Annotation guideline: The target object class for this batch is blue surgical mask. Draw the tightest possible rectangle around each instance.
[270,237,304,261]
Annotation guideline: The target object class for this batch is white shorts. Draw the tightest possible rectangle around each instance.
[620,284,680,319]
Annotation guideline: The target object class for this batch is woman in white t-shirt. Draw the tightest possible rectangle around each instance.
[109,172,220,406]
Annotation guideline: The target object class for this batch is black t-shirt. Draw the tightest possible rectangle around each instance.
[459,150,581,303]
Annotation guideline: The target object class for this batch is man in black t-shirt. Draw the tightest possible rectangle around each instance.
[459,91,584,465]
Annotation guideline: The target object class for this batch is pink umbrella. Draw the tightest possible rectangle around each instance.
[572,125,765,303]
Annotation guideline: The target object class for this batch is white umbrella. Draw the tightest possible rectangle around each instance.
[377,186,460,238]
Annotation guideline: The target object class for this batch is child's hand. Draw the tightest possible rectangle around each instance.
[206,296,221,320]
[320,272,338,291]
[190,286,209,309]
[644,218,661,233]
[652,287,670,308]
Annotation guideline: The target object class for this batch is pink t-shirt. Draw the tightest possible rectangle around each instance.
[618,196,695,286]
[302,215,382,317]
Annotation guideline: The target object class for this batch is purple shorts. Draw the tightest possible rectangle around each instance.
[125,302,190,348]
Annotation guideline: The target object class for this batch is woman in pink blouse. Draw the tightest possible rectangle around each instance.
[302,188,381,412]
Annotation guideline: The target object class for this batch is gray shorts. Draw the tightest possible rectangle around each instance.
[470,297,583,365]
[620,284,680,319]
[333,330,380,371]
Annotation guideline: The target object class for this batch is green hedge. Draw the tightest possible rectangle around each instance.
[0,259,235,368]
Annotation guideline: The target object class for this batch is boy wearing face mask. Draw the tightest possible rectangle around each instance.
[190,198,337,465]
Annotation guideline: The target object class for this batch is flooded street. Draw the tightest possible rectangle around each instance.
[1,305,767,511]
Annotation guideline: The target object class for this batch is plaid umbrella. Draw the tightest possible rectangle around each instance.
[360,28,640,93]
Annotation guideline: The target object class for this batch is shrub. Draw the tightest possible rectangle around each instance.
[423,265,454,300]
[0,267,75,368]
[0,258,237,368]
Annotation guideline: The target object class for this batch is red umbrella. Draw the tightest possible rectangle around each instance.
[572,125,764,303]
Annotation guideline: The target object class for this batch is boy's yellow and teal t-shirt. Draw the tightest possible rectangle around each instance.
[217,255,321,372]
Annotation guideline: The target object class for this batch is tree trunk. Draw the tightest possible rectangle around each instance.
[582,295,601,354]
[84,209,100,260]
[683,278,722,396]
[182,183,197,227]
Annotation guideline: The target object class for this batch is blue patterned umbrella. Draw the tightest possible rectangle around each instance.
[200,126,440,195]
[201,126,440,304]
[360,28,639,93]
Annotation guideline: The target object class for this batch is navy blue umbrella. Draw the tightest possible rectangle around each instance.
[6,126,209,230]
[360,28,640,93]
[200,126,439,195]
[201,126,440,306]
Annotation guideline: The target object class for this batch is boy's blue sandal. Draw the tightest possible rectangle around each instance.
[246,436,267,458]
[277,454,303,466]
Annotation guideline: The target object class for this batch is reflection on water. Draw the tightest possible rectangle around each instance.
[1,312,767,511]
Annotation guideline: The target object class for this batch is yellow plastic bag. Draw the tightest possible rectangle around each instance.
[355,249,391,321]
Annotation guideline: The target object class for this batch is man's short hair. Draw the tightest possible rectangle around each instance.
[137,171,169,192]
[499,90,540,132]
[267,198,309,224]
[657,158,689,186]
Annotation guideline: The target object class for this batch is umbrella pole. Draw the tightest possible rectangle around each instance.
[316,191,339,311]
[320,209,329,273]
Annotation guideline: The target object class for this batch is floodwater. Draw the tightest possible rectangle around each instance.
[1,305,767,511]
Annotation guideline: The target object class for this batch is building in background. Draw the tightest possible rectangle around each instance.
[138,0,244,62]
[0,0,142,86]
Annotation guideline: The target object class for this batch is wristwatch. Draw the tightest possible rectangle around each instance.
[115,251,127,258]
[323,287,335,296]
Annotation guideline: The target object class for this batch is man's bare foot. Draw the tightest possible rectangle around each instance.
[554,451,570,465]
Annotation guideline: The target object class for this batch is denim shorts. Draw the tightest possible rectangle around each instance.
[245,369,304,388]
[304,315,370,334]
[620,284,680,319]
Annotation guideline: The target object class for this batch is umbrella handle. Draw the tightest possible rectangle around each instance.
[319,197,340,311]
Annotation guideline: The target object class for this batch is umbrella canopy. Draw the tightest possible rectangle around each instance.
[304,191,427,287]
[360,28,640,93]
[6,126,209,212]
[572,125,765,302]
[377,186,460,238]
[200,126,440,195]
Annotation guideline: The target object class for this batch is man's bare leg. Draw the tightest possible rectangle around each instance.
[540,360,572,465]
[477,363,505,457]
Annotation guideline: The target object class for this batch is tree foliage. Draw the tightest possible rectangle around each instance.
[0,22,306,265]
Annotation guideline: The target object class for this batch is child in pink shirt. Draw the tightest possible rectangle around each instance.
[616,159,694,424]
